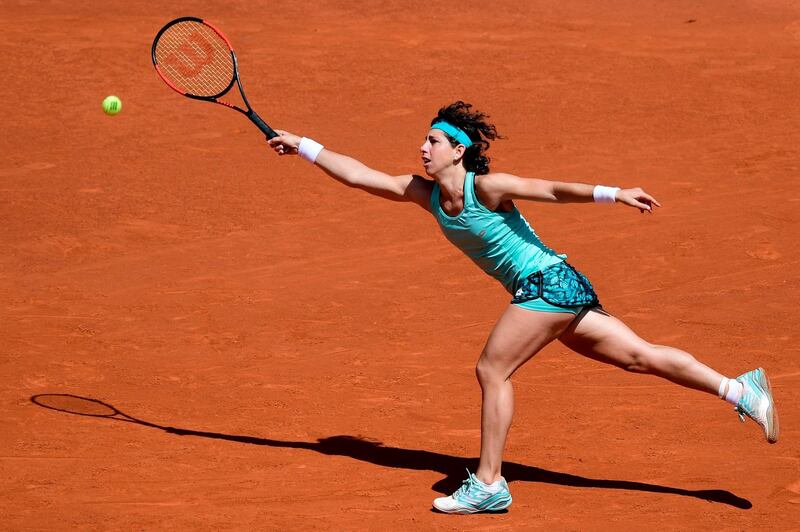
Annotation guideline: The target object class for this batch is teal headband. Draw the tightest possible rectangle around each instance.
[431,121,474,148]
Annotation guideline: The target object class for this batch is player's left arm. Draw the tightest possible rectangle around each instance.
[478,173,661,213]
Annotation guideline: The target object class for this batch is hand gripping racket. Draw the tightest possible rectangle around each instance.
[151,16,278,139]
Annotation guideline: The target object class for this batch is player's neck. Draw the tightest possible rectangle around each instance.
[435,167,467,200]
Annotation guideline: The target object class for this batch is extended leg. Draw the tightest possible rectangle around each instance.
[559,307,723,394]
[559,308,778,443]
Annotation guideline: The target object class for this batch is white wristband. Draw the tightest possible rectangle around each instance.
[593,185,620,204]
[298,137,324,163]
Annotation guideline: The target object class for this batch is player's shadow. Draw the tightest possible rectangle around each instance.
[166,431,751,509]
[30,394,751,510]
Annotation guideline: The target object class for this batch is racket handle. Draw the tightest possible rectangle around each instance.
[248,110,278,139]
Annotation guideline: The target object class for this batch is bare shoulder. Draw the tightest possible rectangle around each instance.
[476,172,555,203]
[473,173,517,210]
[404,174,434,210]
[475,172,517,191]
[475,172,518,198]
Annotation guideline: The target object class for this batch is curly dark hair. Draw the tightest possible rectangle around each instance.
[431,101,502,175]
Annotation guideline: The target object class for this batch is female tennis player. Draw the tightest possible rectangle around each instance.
[267,101,778,514]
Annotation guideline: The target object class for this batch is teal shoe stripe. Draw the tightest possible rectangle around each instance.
[481,491,512,510]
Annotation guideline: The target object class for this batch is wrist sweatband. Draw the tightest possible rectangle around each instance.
[298,137,324,163]
[593,185,620,203]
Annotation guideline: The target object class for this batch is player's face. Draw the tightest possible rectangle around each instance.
[420,129,457,176]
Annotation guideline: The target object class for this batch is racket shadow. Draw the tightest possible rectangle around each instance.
[30,393,751,510]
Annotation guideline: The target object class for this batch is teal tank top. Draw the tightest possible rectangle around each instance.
[430,172,565,294]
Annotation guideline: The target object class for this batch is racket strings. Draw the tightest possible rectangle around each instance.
[154,21,234,97]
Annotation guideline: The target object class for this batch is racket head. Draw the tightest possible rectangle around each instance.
[152,16,237,99]
[31,393,120,418]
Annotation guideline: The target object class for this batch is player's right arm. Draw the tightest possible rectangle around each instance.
[268,131,431,209]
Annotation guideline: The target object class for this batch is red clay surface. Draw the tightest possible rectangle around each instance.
[2,1,799,529]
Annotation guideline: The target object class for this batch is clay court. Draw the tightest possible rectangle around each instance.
[2,0,799,529]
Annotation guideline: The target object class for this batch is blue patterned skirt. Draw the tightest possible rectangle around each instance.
[511,261,600,309]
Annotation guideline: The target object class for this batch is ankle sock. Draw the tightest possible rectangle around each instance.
[718,377,743,405]
[475,476,504,492]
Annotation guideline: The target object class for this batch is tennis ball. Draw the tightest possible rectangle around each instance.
[102,95,122,115]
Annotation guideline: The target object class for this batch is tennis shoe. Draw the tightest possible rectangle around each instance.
[735,367,779,444]
[432,469,512,514]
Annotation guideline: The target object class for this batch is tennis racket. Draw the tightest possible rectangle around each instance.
[151,16,278,139]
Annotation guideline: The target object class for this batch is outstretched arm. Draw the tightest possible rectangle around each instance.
[267,131,430,208]
[479,173,661,213]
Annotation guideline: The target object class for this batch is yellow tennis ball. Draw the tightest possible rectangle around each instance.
[102,95,122,115]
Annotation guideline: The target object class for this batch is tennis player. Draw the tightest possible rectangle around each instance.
[267,101,779,514]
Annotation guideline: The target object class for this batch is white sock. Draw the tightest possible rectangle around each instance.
[475,476,504,492]
[718,378,743,405]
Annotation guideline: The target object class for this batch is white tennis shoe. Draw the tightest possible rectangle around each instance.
[433,469,512,514]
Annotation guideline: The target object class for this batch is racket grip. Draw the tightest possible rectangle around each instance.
[248,110,278,139]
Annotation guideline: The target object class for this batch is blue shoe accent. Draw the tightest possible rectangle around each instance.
[735,367,779,444]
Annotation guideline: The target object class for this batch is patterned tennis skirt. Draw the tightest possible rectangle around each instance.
[511,261,600,311]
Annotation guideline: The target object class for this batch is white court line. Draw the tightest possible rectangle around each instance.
[606,258,800,301]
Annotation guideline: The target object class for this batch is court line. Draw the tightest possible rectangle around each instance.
[0,455,94,460]
[514,369,800,388]
[416,320,497,336]
[11,315,102,320]
[607,258,800,301]
[514,380,671,389]
[10,233,438,281]
[772,371,800,381]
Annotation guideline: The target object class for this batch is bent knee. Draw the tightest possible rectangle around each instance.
[475,355,496,384]
[475,352,510,385]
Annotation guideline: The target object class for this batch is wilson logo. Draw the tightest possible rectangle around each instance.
[166,32,215,77]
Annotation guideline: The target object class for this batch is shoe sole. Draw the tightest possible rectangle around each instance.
[432,494,512,514]
[759,369,779,444]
